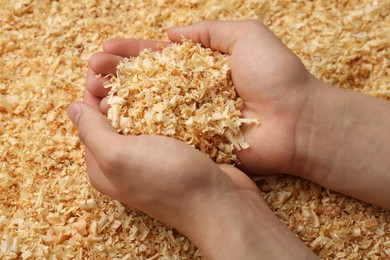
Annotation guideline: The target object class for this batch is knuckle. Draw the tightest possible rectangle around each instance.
[242,20,264,33]
[228,20,265,41]
[99,138,127,172]
[86,76,103,97]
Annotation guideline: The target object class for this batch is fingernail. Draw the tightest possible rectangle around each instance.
[67,102,81,125]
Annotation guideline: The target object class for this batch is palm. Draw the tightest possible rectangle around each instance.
[112,135,259,197]
[229,32,311,175]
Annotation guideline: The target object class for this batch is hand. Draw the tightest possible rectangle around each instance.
[169,21,390,210]
[168,20,316,175]
[67,96,261,230]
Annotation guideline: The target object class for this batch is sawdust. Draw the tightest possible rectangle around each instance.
[106,40,258,164]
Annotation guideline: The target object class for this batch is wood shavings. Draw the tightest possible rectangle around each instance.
[107,40,258,164]
[364,218,379,228]
[257,175,390,259]
[0,0,388,259]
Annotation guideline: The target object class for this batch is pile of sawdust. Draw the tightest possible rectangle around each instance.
[0,0,389,259]
[106,40,258,164]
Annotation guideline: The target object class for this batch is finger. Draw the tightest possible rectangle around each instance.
[83,87,101,109]
[79,91,120,198]
[103,39,170,57]
[86,68,111,98]
[67,101,118,158]
[89,52,123,75]
[100,96,110,115]
[168,20,261,54]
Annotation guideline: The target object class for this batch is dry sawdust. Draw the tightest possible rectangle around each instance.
[106,40,258,164]
[0,0,389,259]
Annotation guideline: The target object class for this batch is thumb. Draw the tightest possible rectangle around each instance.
[168,20,253,54]
[67,101,118,156]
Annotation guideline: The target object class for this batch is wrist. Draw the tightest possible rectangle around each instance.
[291,77,341,179]
[184,187,316,259]
[291,75,383,180]
[290,77,390,208]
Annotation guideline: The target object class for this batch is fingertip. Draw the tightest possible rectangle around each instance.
[100,97,110,115]
[88,52,103,71]
[103,38,120,53]
[71,101,118,155]
[89,52,122,75]
[167,26,186,43]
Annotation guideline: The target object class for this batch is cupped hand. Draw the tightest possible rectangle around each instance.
[67,99,317,259]
[70,37,261,238]
[168,20,316,175]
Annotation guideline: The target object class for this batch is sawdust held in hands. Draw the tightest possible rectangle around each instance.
[106,40,259,164]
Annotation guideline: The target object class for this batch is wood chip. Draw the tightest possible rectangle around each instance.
[364,218,379,228]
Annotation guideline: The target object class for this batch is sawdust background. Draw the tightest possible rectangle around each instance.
[0,0,389,259]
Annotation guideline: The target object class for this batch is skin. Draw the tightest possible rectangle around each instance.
[67,20,390,259]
